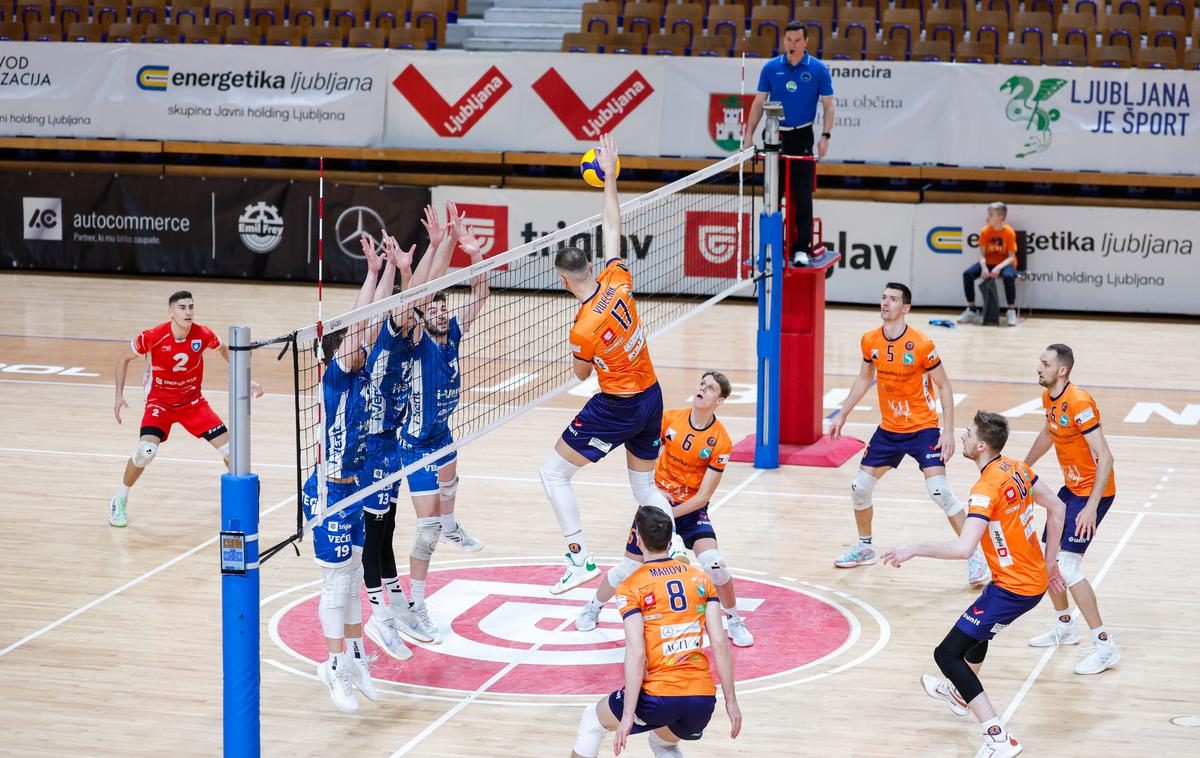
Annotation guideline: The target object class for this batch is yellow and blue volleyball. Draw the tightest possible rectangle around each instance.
[580,148,619,188]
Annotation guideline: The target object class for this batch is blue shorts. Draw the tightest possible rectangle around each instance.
[302,474,366,567]
[561,382,663,463]
[861,426,944,470]
[1044,486,1115,554]
[626,504,716,556]
[955,582,1044,641]
[399,431,457,496]
[363,433,400,515]
[606,689,716,741]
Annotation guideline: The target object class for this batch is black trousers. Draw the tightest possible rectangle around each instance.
[781,126,816,255]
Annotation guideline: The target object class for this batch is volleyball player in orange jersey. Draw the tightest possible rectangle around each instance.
[1024,343,1120,675]
[539,133,674,595]
[570,506,741,758]
[828,283,990,586]
[883,411,1067,758]
[574,371,754,647]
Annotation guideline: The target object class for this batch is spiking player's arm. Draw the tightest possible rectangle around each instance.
[929,363,956,460]
[336,234,384,371]
[597,132,622,264]
[216,344,265,399]
[1077,427,1115,540]
[705,600,743,739]
[401,204,457,341]
[828,359,875,439]
[453,216,491,336]
[612,612,647,756]
[673,468,722,518]
[1023,425,1054,467]
[1032,478,1067,593]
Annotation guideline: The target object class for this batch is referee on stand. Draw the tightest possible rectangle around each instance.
[744,21,835,267]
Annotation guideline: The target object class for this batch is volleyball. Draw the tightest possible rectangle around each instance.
[580,148,619,188]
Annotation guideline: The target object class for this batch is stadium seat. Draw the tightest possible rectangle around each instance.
[954,39,995,63]
[1100,16,1141,55]
[131,0,167,25]
[1090,44,1132,67]
[1056,12,1096,53]
[581,2,619,36]
[184,23,222,42]
[56,1,88,31]
[106,21,145,42]
[562,31,600,52]
[911,38,952,61]
[838,6,877,42]
[1193,16,1200,52]
[1069,0,1101,23]
[330,0,365,29]
[348,26,385,46]
[370,0,410,31]
[924,7,963,54]
[1000,41,1042,64]
[1149,0,1194,17]
[793,6,833,56]
[624,2,663,40]
[223,23,261,43]
[0,20,21,39]
[1135,45,1177,68]
[172,0,208,26]
[1184,47,1200,70]
[894,0,925,23]
[706,4,746,47]
[664,3,702,46]
[866,36,907,60]
[15,0,51,27]
[308,24,347,45]
[146,22,183,42]
[843,0,880,23]
[1045,42,1087,65]
[929,0,969,28]
[93,0,127,32]
[1013,11,1052,53]
[750,4,789,49]
[209,0,244,31]
[1146,15,1187,66]
[969,10,1009,58]
[411,0,447,47]
[1025,0,1064,20]
[387,26,426,48]
[603,30,643,53]
[983,0,1013,23]
[249,0,285,32]
[66,21,103,41]
[737,33,775,58]
[264,24,301,44]
[690,34,731,56]
[26,19,61,39]
[647,31,688,54]
[823,34,865,60]
[881,8,920,51]
[1110,2,1144,32]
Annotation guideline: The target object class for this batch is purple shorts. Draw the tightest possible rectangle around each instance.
[606,689,716,741]
[561,382,663,463]
[862,426,945,470]
[955,582,1044,641]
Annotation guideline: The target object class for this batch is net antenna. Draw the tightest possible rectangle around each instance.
[289,147,764,528]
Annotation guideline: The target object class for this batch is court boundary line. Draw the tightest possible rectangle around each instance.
[0,492,297,658]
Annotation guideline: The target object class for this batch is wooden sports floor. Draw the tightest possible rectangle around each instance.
[2,271,1198,757]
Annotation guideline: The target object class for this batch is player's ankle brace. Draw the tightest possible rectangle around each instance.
[572,703,606,758]
[850,470,876,511]
[925,475,963,516]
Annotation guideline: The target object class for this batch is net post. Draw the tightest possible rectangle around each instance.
[222,325,260,758]
[755,102,784,469]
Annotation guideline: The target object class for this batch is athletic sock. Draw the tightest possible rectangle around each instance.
[118,484,130,500]
[723,605,742,621]
[565,532,589,565]
[440,513,457,533]
[1056,611,1074,627]
[981,717,1005,739]
[410,579,426,610]
[859,535,873,546]
[584,598,603,614]
[384,577,407,608]
[1092,625,1110,644]
[367,587,393,621]
[347,637,365,660]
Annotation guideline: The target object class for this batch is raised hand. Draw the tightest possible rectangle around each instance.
[597,132,619,178]
[445,200,467,239]
[458,224,484,261]
[420,204,445,247]
[361,232,382,273]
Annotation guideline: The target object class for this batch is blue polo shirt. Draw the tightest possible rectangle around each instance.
[757,53,834,127]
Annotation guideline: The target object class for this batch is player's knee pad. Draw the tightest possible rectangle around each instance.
[607,557,641,589]
[1057,551,1086,588]
[925,475,963,516]
[439,476,459,501]
[539,451,579,487]
[572,703,606,758]
[217,442,230,463]
[131,441,158,469]
[696,549,732,586]
[648,731,683,758]
[850,470,876,511]
[628,469,673,520]
[411,516,440,561]
[320,565,357,611]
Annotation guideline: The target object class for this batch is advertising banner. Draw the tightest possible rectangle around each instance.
[0,42,126,138]
[0,172,429,283]
[121,44,388,146]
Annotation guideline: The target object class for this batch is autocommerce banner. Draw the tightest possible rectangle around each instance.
[0,45,1194,173]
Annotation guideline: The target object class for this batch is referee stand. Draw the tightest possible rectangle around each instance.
[733,104,864,469]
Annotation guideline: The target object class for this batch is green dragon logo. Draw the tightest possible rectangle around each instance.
[1000,76,1067,158]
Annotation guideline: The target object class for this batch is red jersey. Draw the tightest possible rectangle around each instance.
[131,322,221,407]
[569,258,657,395]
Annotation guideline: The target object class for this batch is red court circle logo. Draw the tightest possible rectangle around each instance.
[269,562,868,702]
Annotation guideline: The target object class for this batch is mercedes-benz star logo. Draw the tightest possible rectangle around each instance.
[335,205,386,259]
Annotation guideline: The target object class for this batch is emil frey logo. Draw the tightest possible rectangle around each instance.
[999,75,1067,158]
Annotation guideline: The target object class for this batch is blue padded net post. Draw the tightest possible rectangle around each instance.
[754,103,784,469]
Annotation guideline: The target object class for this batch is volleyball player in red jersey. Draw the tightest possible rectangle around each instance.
[110,290,263,527]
